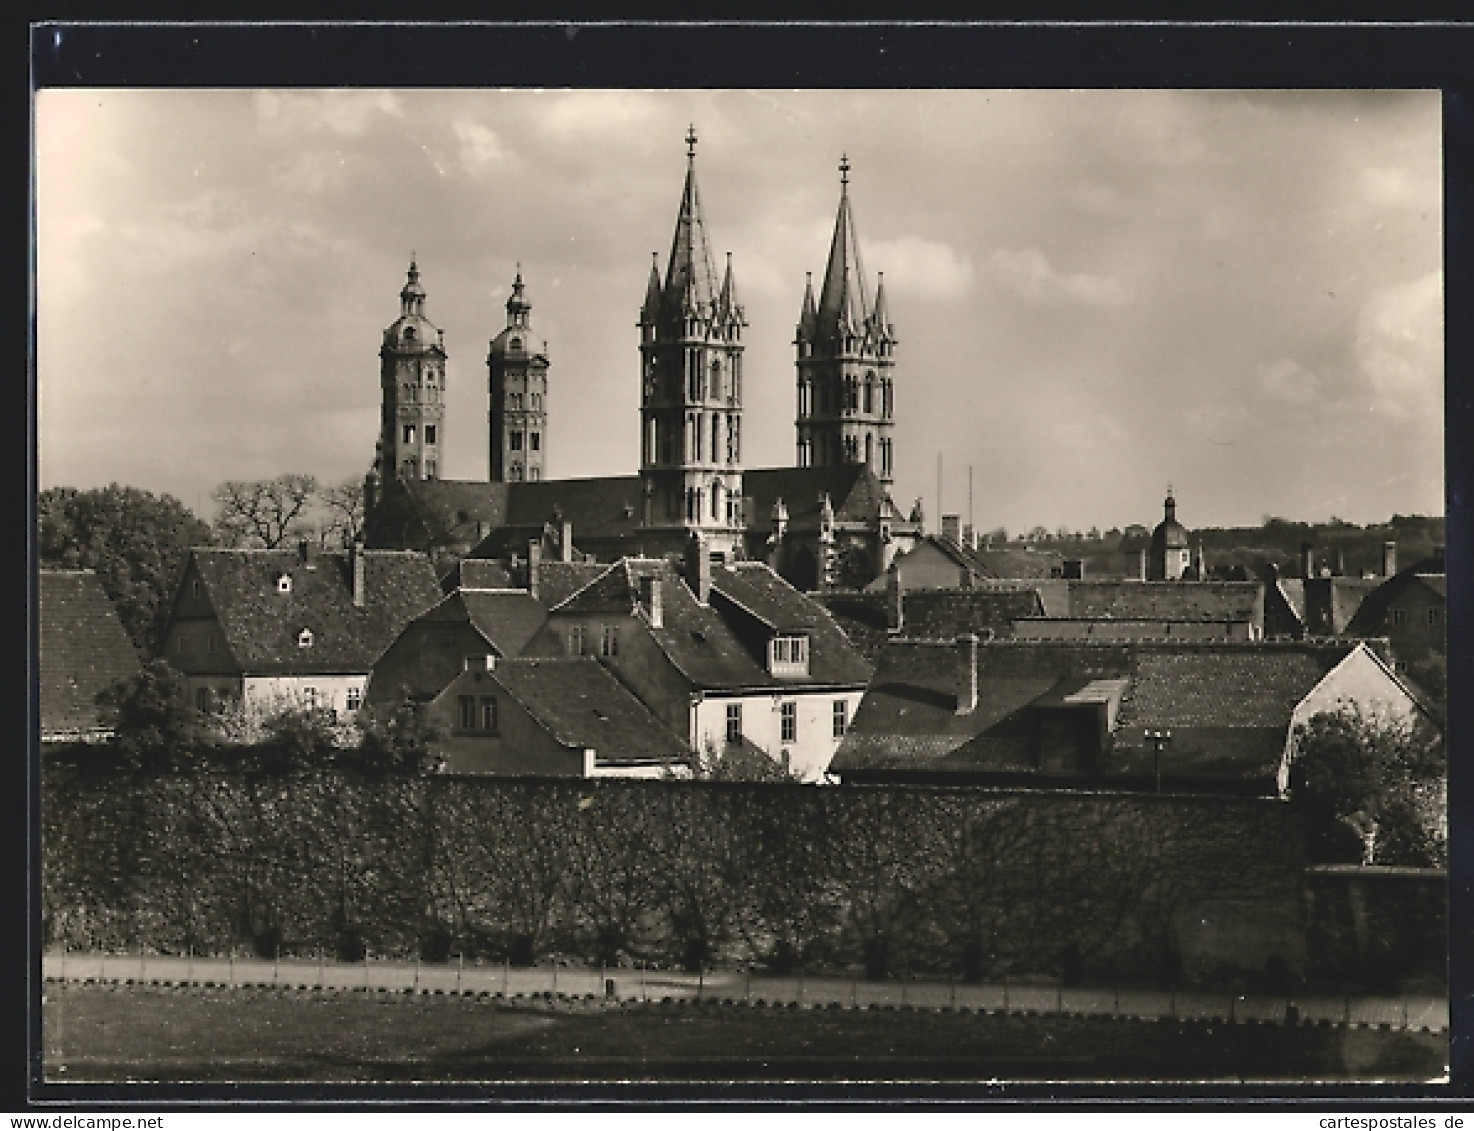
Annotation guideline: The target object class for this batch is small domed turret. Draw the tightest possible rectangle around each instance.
[1148,487,1192,580]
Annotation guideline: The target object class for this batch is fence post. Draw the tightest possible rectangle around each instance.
[1004,975,1009,1014]
[318,948,324,989]
[746,969,752,1005]
[504,957,510,996]
[1344,996,1351,1026]
[414,957,420,992]
[1057,982,1063,1014]
[850,972,856,1009]
[1403,1001,1410,1029]
[457,952,463,995]
[1113,987,1119,1018]
[187,942,193,984]
[950,978,956,1010]
[274,944,280,988]
[229,949,234,988]
[797,970,803,1007]
[697,969,703,1002]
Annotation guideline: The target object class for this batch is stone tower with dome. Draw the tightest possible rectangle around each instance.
[377,259,447,483]
[488,267,550,483]
[1148,487,1193,581]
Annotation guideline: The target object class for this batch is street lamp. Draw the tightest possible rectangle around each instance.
[1144,729,1171,794]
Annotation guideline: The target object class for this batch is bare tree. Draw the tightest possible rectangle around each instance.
[319,475,367,548]
[212,474,319,549]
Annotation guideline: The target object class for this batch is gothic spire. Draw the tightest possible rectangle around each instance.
[872,270,892,337]
[816,154,871,341]
[718,251,743,323]
[662,125,722,322]
[797,271,818,341]
[640,251,662,325]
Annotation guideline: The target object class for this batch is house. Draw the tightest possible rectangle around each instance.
[38,569,142,742]
[831,637,1431,795]
[1014,579,1265,641]
[368,586,549,709]
[427,656,691,778]
[161,541,442,721]
[520,545,873,781]
[1343,547,1446,672]
[873,533,1064,591]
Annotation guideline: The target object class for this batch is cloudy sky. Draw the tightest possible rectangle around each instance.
[36,88,1442,533]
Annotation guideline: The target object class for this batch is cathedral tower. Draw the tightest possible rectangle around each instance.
[637,127,747,561]
[794,157,896,485]
[487,267,550,482]
[379,259,447,482]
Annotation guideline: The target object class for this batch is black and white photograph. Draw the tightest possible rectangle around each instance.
[31,27,1457,1096]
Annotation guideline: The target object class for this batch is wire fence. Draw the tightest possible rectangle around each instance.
[41,951,1448,1033]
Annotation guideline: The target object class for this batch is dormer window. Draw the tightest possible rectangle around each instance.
[297,627,314,649]
[769,634,810,677]
[276,573,292,594]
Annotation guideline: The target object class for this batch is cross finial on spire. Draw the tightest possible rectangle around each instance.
[686,124,698,159]
[839,154,850,187]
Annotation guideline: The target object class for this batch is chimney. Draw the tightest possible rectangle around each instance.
[640,574,664,629]
[527,540,542,601]
[941,514,961,544]
[1300,541,1314,580]
[954,634,979,716]
[350,539,366,607]
[1137,548,1148,582]
[560,520,574,564]
[1063,558,1085,580]
[686,533,712,605]
[1382,540,1397,578]
[886,562,905,632]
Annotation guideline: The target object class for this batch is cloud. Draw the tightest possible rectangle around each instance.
[1255,357,1323,407]
[867,237,973,298]
[1354,271,1442,421]
[982,247,1131,307]
[1359,164,1435,211]
[454,119,509,172]
[254,90,403,137]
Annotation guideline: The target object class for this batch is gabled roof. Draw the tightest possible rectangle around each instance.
[1303,576,1382,635]
[901,588,1045,640]
[470,657,690,766]
[832,639,1364,784]
[185,548,442,675]
[1062,580,1262,623]
[39,570,142,738]
[459,590,549,658]
[550,557,872,691]
[1344,568,1449,638]
[536,561,609,609]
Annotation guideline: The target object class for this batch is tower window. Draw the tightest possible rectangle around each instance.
[459,695,476,731]
[510,463,523,481]
[510,337,522,352]
[510,431,523,451]
[528,466,540,481]
[425,460,437,479]
[425,424,437,445]
[346,686,363,713]
[833,699,848,738]
[481,696,499,733]
[530,432,540,451]
[403,424,416,445]
[601,623,619,657]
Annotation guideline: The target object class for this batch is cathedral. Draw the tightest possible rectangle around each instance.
[364,129,922,591]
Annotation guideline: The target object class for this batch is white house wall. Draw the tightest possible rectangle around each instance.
[692,688,865,783]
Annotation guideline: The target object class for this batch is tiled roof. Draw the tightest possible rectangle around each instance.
[460,590,549,657]
[1276,578,1307,625]
[832,639,1358,783]
[552,558,872,691]
[900,589,1043,640]
[963,544,1065,580]
[440,558,515,594]
[1061,580,1262,622]
[188,548,442,675]
[484,657,690,765]
[39,570,142,738]
[535,561,609,609]
[1303,576,1382,635]
[809,592,891,663]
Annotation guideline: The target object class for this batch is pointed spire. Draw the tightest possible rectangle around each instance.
[872,270,891,335]
[798,271,818,340]
[662,126,721,323]
[718,251,742,322]
[817,154,871,343]
[640,251,662,324]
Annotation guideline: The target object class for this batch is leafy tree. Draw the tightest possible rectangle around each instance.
[353,694,441,776]
[212,473,319,549]
[95,659,202,771]
[689,736,803,783]
[38,484,214,656]
[1290,708,1446,867]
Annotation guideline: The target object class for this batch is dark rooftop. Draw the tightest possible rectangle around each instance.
[39,570,142,739]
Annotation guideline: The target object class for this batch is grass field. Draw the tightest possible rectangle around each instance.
[42,983,1447,1084]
